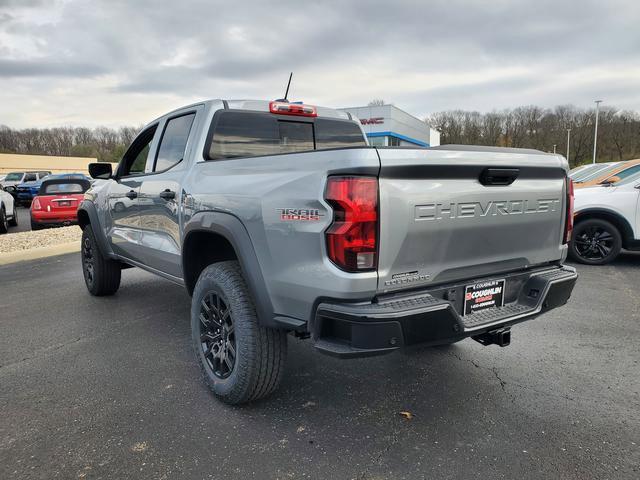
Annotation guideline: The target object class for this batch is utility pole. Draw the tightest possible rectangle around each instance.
[593,100,602,164]
[566,128,571,162]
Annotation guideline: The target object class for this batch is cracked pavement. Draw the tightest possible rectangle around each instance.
[1,253,639,479]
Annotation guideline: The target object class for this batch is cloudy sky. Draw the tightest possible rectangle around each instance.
[1,0,639,128]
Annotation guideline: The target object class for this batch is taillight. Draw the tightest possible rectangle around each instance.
[32,197,42,211]
[563,178,574,244]
[269,101,317,117]
[325,176,378,272]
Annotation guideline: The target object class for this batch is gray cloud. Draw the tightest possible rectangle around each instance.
[0,0,638,127]
[0,59,106,77]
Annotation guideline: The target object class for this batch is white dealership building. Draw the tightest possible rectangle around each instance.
[340,104,440,147]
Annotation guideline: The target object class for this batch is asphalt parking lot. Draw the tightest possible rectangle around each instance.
[11,206,32,233]
[1,253,639,479]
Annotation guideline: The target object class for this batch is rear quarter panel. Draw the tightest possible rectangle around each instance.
[183,147,381,322]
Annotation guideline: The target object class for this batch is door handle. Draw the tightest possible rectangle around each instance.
[159,189,176,200]
[125,190,138,200]
[480,168,520,186]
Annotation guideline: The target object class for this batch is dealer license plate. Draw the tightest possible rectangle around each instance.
[463,279,505,316]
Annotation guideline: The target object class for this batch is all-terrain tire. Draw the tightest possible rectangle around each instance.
[81,224,121,296]
[191,261,287,405]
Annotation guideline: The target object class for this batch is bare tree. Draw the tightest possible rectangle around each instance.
[428,104,640,166]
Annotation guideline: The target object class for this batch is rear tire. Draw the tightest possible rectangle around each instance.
[81,225,121,296]
[30,219,42,231]
[0,206,8,234]
[191,261,287,405]
[569,218,622,265]
[8,204,18,227]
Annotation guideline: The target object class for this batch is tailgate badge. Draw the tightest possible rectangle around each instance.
[385,270,430,287]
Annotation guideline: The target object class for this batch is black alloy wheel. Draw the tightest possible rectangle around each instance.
[199,291,236,379]
[569,218,622,265]
[82,234,96,288]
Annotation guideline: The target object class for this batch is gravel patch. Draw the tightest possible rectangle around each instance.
[0,226,82,254]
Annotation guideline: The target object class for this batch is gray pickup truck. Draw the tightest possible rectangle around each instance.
[79,99,577,404]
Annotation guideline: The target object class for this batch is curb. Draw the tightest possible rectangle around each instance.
[0,241,81,266]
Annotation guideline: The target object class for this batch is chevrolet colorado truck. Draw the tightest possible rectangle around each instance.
[79,99,578,404]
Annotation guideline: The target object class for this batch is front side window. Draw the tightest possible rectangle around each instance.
[120,125,157,176]
[155,113,196,172]
[206,111,366,160]
[23,173,37,182]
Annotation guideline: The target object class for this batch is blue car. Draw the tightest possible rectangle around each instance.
[16,173,90,205]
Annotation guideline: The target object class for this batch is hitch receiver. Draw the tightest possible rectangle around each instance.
[473,328,511,347]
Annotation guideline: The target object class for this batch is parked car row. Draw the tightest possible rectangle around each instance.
[1,172,92,234]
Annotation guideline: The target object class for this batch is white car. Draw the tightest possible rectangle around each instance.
[571,171,640,264]
[0,184,19,234]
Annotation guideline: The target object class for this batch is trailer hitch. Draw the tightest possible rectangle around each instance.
[472,328,511,347]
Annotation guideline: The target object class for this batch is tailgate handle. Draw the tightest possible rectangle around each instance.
[480,168,520,186]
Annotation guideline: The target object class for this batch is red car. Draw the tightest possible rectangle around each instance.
[30,178,91,230]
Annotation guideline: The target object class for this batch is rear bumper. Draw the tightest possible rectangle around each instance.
[31,211,78,227]
[313,265,577,358]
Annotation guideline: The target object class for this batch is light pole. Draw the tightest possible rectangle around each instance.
[566,128,571,162]
[592,100,602,164]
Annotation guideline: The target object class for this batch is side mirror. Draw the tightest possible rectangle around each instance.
[601,176,621,185]
[88,162,113,179]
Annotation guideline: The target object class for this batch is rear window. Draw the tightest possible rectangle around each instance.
[42,181,89,195]
[206,111,366,160]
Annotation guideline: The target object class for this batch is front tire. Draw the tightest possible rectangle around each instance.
[8,204,18,227]
[569,218,622,265]
[191,261,287,405]
[81,225,121,295]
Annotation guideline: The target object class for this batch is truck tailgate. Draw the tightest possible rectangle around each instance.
[376,147,568,294]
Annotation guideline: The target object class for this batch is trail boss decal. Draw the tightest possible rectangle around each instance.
[463,279,505,315]
[277,208,324,221]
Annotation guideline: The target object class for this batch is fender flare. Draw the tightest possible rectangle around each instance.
[182,211,276,329]
[77,200,115,257]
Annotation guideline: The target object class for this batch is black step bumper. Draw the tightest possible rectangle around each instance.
[313,265,577,358]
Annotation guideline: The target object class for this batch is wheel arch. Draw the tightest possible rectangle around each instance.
[77,200,114,256]
[182,211,276,328]
[574,208,634,248]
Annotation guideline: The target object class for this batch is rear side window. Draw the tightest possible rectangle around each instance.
[23,173,37,182]
[155,113,196,172]
[206,111,366,160]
